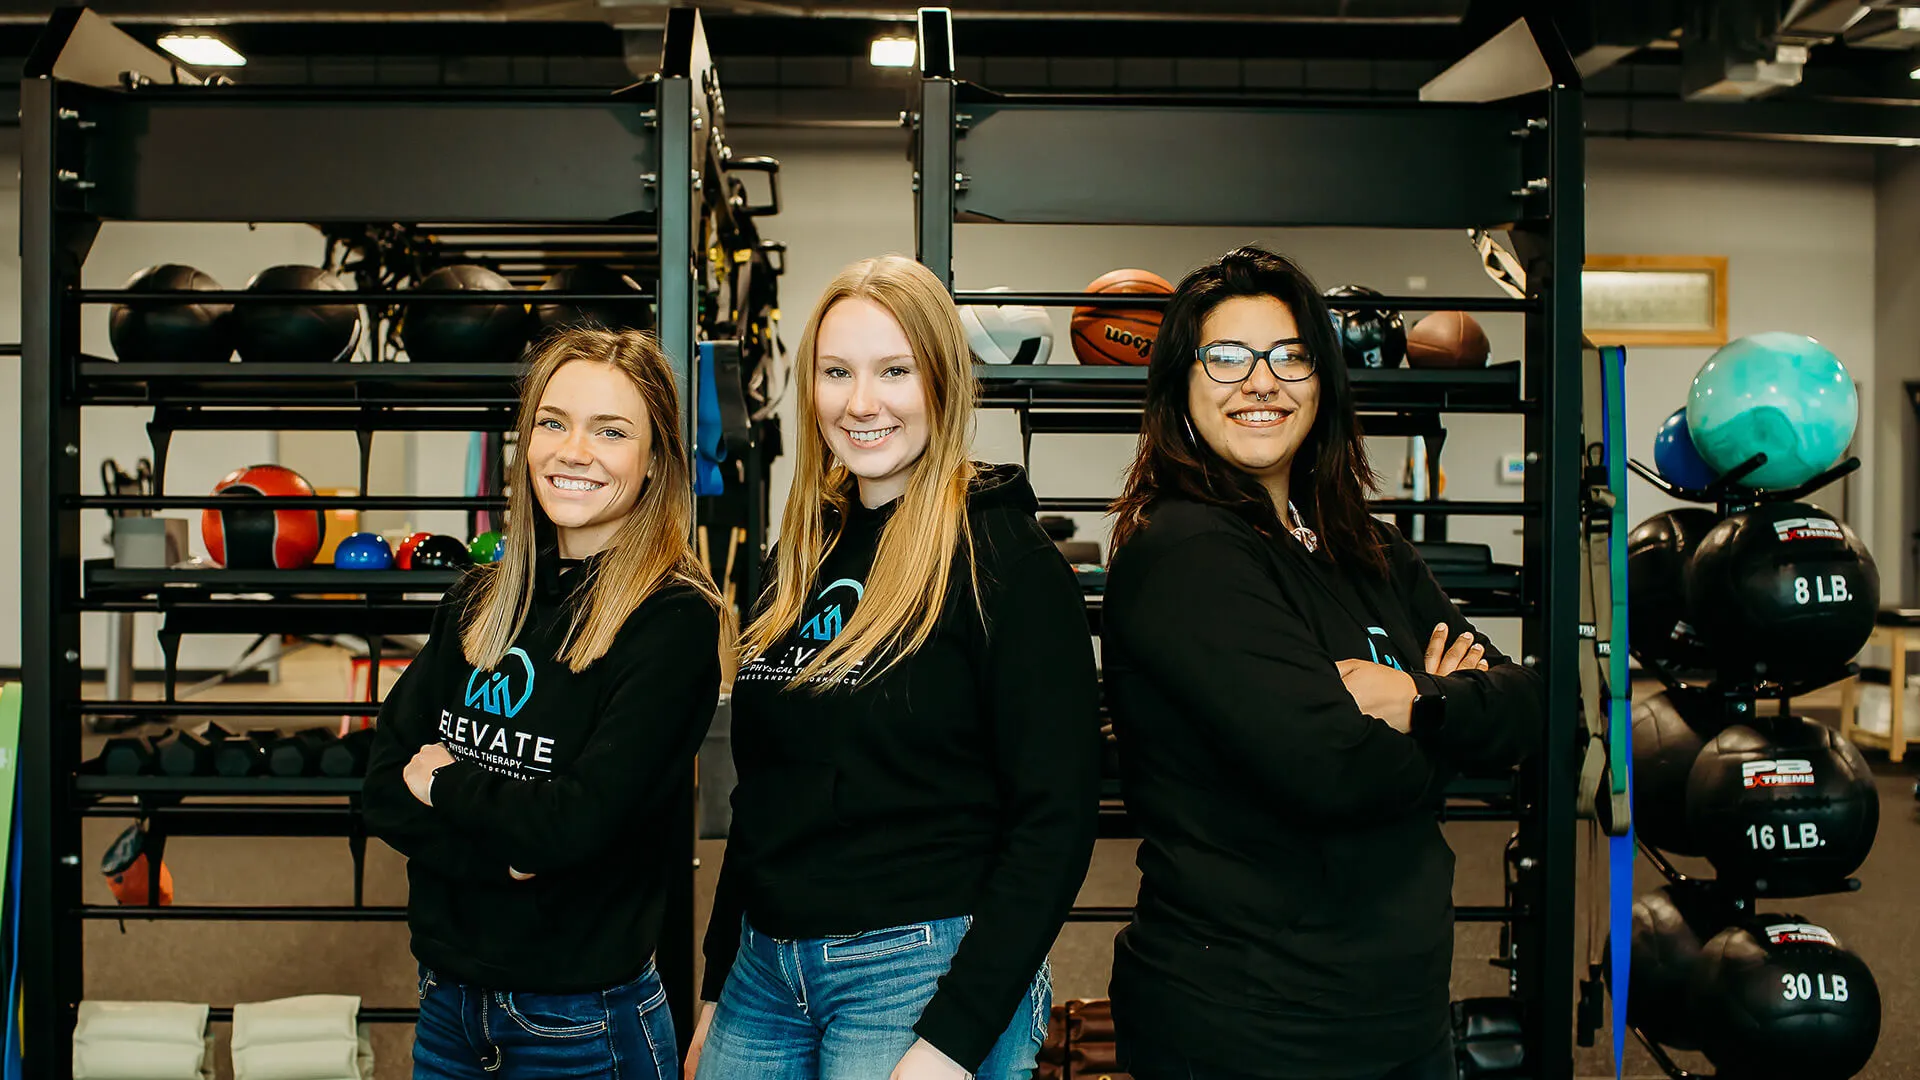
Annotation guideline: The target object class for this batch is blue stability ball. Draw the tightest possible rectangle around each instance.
[1685,332,1858,491]
[1653,407,1719,491]
[334,531,394,570]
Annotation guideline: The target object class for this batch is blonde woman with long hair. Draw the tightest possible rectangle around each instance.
[685,256,1100,1080]
[363,327,723,1080]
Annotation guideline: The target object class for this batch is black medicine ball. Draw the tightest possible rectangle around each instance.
[108,264,234,364]
[1631,686,1722,856]
[1324,285,1406,369]
[1684,715,1878,895]
[401,265,530,365]
[1689,918,1880,1080]
[1626,508,1720,672]
[231,265,362,364]
[409,534,473,571]
[535,264,651,335]
[1685,502,1878,684]
[1622,883,1735,1051]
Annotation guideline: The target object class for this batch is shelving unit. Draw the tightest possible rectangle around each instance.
[912,8,1584,1076]
[20,7,738,1071]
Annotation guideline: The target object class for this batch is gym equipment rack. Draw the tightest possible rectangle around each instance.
[910,7,1585,1076]
[19,7,743,1072]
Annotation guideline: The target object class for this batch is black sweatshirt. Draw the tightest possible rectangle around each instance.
[363,546,721,993]
[1100,499,1542,1078]
[702,463,1101,1072]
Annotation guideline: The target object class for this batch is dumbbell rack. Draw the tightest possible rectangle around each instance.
[17,7,736,1074]
[1617,452,1875,1079]
[910,8,1587,1076]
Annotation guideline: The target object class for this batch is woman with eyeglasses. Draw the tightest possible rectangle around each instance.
[1099,246,1544,1080]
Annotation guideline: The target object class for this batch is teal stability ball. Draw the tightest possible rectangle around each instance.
[1685,332,1857,492]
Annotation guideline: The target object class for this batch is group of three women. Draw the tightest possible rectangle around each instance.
[363,245,1544,1080]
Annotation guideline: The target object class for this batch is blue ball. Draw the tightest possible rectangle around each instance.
[1685,332,1858,491]
[334,531,394,570]
[1652,407,1719,491]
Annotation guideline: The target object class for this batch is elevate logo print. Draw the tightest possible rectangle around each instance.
[800,578,865,642]
[1365,626,1405,672]
[466,647,536,718]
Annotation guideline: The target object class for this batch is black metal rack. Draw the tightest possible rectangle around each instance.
[911,7,1583,1076]
[20,6,733,1071]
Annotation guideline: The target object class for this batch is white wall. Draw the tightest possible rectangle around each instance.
[1873,149,1920,606]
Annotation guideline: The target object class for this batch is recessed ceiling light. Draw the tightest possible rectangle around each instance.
[870,36,916,69]
[156,34,246,68]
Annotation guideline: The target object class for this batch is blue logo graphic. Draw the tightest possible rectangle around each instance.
[800,578,865,642]
[466,647,536,718]
[1365,627,1405,672]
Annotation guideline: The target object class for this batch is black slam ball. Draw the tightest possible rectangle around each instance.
[1626,508,1721,672]
[1324,284,1407,370]
[1689,918,1881,1080]
[1622,883,1736,1051]
[1684,715,1878,894]
[1630,686,1723,857]
[400,264,530,365]
[108,264,234,364]
[1684,502,1878,684]
[535,264,651,335]
[231,265,362,364]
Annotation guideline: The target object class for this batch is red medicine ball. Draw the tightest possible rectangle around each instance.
[201,464,324,569]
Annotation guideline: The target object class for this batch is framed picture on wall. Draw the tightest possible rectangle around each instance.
[1581,255,1728,347]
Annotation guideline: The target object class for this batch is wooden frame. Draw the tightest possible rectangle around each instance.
[1581,254,1728,347]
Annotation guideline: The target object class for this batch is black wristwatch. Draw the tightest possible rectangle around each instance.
[1409,690,1448,738]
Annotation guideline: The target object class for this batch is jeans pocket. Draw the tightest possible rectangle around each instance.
[416,966,436,1002]
[820,923,934,963]
[634,978,676,1078]
[500,990,611,1039]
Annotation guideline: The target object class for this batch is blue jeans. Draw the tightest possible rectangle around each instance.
[699,916,1051,1080]
[412,960,680,1079]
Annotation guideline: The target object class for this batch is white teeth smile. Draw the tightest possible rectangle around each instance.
[848,427,898,445]
[1234,411,1287,423]
[550,477,603,492]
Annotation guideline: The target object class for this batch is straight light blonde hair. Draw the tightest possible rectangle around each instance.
[462,327,721,673]
[740,255,978,687]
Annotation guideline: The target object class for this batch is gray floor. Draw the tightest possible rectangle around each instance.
[74,674,1919,1080]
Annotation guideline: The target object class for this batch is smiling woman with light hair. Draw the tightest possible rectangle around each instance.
[362,326,722,1080]
[687,254,1100,1080]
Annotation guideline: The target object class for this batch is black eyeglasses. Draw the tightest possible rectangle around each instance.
[1194,340,1317,384]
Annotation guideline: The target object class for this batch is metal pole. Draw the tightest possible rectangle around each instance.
[22,72,89,1078]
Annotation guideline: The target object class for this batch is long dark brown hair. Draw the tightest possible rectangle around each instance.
[1109,245,1387,577]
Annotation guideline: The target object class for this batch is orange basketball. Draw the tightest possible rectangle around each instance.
[1071,268,1173,366]
[1406,310,1491,369]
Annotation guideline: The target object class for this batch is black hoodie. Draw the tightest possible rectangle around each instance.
[1100,498,1542,1078]
[701,463,1101,1073]
[362,519,721,993]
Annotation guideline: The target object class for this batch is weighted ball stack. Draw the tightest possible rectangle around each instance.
[1324,285,1406,370]
[1685,715,1878,895]
[535,264,650,335]
[109,264,233,364]
[201,464,324,570]
[1620,883,1736,1052]
[232,265,361,364]
[1626,508,1721,674]
[401,264,530,365]
[1630,687,1722,856]
[1685,501,1878,684]
[1690,918,1881,1080]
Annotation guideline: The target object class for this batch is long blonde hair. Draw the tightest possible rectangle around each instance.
[462,327,720,673]
[740,255,978,687]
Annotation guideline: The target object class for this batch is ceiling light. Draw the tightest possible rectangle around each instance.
[870,36,916,69]
[156,34,246,68]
